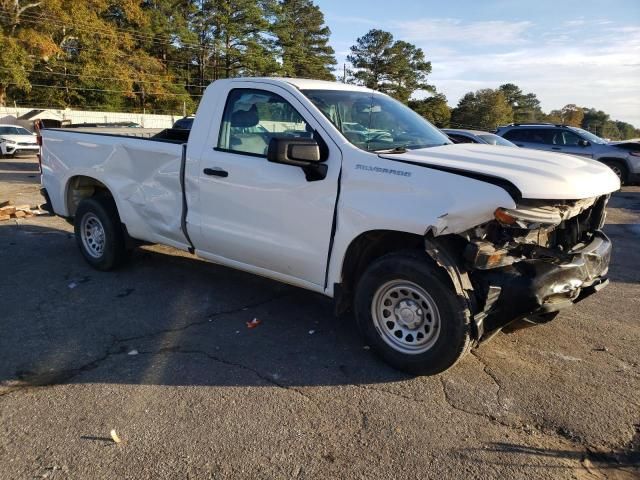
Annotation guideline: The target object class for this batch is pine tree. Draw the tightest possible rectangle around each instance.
[273,0,336,80]
[347,29,433,102]
[347,29,393,90]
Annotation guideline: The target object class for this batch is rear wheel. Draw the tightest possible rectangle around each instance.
[74,195,128,270]
[354,251,472,375]
[602,160,628,185]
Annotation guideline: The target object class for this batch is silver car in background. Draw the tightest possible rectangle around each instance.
[495,123,640,184]
[442,128,517,147]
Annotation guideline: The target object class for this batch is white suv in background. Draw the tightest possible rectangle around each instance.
[0,125,39,158]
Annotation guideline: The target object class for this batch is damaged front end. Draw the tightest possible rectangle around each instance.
[429,195,612,340]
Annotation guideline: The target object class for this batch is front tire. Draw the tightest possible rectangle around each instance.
[74,195,128,271]
[354,251,472,375]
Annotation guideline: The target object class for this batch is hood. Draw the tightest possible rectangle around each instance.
[381,144,620,200]
[0,134,37,144]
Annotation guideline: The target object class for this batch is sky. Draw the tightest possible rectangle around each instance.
[316,0,640,126]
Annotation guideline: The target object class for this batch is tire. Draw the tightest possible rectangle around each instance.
[354,250,472,375]
[74,194,128,271]
[602,160,628,185]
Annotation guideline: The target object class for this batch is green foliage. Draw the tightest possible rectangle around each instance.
[451,89,513,130]
[0,0,335,110]
[347,29,433,103]
[0,31,31,104]
[272,0,336,80]
[498,83,543,122]
[408,93,450,127]
[546,104,584,127]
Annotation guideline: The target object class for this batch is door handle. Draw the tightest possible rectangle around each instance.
[203,167,228,178]
[551,147,561,150]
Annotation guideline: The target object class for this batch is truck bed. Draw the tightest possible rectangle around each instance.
[40,128,190,250]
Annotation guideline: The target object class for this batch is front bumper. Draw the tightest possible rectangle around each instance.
[475,231,612,333]
[4,144,39,155]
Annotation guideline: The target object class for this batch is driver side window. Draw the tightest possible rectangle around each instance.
[217,89,312,157]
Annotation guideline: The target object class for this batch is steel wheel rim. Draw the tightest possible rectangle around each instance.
[371,280,441,355]
[80,213,106,258]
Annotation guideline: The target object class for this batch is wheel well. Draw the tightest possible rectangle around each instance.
[65,176,112,217]
[599,158,629,184]
[600,158,628,171]
[600,157,627,166]
[336,230,424,313]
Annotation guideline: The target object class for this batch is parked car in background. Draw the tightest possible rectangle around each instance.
[0,124,39,157]
[495,123,640,184]
[442,128,517,147]
[173,116,195,130]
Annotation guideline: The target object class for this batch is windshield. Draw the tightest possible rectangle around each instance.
[0,126,33,135]
[302,90,451,152]
[569,127,607,145]
[478,133,517,147]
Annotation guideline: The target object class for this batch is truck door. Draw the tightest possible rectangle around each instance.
[189,83,341,288]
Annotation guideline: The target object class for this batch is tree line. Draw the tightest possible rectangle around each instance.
[0,0,336,113]
[0,2,636,138]
[410,84,639,140]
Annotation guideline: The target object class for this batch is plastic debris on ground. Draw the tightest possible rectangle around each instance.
[246,318,261,329]
[110,429,122,444]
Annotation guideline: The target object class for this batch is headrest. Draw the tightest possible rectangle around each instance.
[231,104,259,128]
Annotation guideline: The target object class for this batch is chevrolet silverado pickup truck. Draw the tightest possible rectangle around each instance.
[40,78,620,375]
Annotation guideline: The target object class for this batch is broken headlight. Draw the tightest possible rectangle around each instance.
[494,207,562,230]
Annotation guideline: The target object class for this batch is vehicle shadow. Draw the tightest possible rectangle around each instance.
[455,439,640,472]
[0,222,408,392]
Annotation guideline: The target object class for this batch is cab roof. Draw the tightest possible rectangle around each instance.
[230,77,375,93]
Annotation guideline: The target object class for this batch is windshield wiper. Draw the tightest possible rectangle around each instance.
[372,146,408,154]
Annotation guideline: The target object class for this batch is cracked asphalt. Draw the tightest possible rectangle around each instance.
[1,156,639,479]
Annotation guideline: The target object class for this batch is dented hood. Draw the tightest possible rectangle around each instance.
[381,144,620,200]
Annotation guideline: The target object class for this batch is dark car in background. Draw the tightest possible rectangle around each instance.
[442,128,517,147]
[495,123,640,184]
[173,116,195,130]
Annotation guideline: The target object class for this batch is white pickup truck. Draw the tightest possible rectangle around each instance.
[40,78,620,374]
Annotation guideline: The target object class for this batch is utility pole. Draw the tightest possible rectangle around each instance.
[343,63,346,84]
[183,101,186,118]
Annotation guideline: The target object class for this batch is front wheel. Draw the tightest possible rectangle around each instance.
[354,251,472,375]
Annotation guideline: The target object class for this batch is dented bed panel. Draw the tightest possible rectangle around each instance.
[41,130,189,248]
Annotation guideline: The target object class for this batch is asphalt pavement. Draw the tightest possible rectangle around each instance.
[1,155,638,479]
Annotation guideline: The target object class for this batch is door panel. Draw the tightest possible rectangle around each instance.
[549,130,594,158]
[189,83,341,287]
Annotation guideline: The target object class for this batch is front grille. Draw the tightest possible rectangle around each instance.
[18,142,36,146]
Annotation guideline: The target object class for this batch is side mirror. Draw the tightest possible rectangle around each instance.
[267,137,327,181]
[578,139,590,147]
